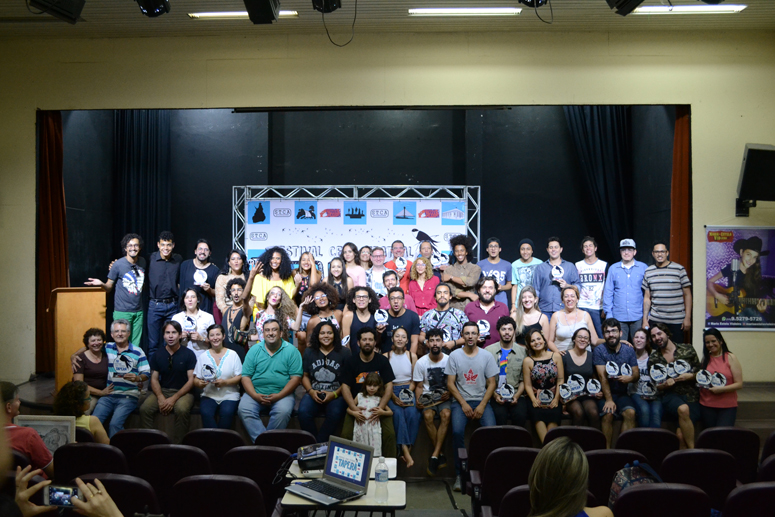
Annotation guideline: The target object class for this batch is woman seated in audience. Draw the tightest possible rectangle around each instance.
[215,249,251,316]
[252,246,297,306]
[628,328,662,428]
[172,289,215,361]
[53,381,110,444]
[326,258,353,311]
[384,326,420,467]
[512,286,549,347]
[293,252,320,306]
[73,328,110,414]
[222,272,258,361]
[193,324,243,429]
[341,286,380,354]
[254,286,298,345]
[341,242,367,287]
[523,328,564,444]
[561,328,601,429]
[699,328,743,428]
[297,282,343,340]
[359,246,373,270]
[408,257,439,317]
[529,436,613,517]
[547,286,601,354]
[298,321,351,442]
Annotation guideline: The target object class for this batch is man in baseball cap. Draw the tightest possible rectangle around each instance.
[602,239,648,341]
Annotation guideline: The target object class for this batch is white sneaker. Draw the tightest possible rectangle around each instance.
[453,476,462,492]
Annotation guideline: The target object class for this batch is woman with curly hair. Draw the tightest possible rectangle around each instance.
[341,286,381,354]
[73,328,111,414]
[54,381,110,444]
[251,246,298,308]
[441,235,481,311]
[215,249,256,316]
[408,256,439,316]
[296,282,343,340]
[327,257,354,311]
[341,242,366,287]
[254,286,299,344]
[298,321,351,442]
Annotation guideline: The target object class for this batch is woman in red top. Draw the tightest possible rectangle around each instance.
[408,257,439,316]
[699,328,743,428]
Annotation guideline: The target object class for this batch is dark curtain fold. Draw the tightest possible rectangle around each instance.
[563,106,634,255]
[37,110,69,372]
[112,110,172,255]
[670,106,692,281]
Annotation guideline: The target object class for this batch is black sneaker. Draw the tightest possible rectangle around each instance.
[427,456,439,476]
[438,454,448,468]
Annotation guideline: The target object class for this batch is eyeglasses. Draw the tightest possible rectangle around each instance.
[575,336,590,341]
[355,295,369,300]
[389,297,404,302]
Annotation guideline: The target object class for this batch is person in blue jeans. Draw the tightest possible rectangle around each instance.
[628,328,663,428]
[298,321,350,442]
[445,321,499,492]
[238,319,302,442]
[146,231,182,361]
[92,319,150,437]
[193,324,243,430]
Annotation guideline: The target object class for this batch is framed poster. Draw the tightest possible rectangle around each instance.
[705,226,775,330]
[14,415,76,454]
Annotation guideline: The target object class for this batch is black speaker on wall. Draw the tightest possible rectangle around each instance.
[29,0,85,24]
[313,0,341,13]
[243,0,281,23]
[737,143,775,216]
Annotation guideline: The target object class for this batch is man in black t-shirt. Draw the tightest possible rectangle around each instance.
[341,327,397,457]
[178,239,220,314]
[139,320,196,443]
[380,287,420,353]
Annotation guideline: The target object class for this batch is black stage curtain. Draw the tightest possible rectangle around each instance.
[112,110,172,255]
[564,106,634,254]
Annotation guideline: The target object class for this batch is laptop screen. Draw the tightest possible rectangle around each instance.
[325,439,372,488]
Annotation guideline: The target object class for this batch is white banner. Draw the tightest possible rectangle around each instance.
[244,198,467,266]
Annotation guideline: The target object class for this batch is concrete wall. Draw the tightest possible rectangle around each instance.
[1,30,774,382]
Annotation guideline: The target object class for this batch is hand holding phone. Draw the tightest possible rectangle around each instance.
[44,485,82,507]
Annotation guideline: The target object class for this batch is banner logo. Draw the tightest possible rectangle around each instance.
[249,232,268,241]
[295,201,317,224]
[273,208,292,217]
[370,209,389,218]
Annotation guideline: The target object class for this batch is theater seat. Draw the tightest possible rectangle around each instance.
[134,444,211,514]
[475,447,538,517]
[543,426,606,452]
[110,429,171,476]
[722,481,775,517]
[53,443,128,484]
[661,449,736,510]
[75,428,95,443]
[181,428,245,474]
[615,428,679,472]
[612,483,710,517]
[222,445,292,517]
[757,455,775,482]
[76,473,160,516]
[170,475,265,517]
[696,427,760,484]
[585,449,647,505]
[254,429,316,452]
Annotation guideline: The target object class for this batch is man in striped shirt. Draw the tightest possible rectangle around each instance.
[642,241,693,341]
[92,319,151,437]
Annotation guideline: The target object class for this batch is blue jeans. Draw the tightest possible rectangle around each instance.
[388,385,421,446]
[451,399,496,475]
[298,394,348,443]
[147,299,178,360]
[199,397,239,430]
[631,394,663,428]
[92,394,139,438]
[581,308,603,339]
[238,393,295,443]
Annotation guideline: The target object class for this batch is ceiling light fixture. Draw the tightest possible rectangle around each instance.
[136,0,170,17]
[408,7,522,16]
[188,10,298,19]
[633,4,747,14]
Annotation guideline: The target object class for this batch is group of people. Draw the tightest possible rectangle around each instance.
[4,231,747,498]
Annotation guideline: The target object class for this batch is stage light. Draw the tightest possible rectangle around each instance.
[633,4,746,13]
[408,7,522,16]
[28,0,85,24]
[313,0,340,14]
[517,0,547,7]
[136,0,170,17]
[606,0,646,16]
[243,0,281,23]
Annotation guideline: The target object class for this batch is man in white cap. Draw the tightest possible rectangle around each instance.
[602,239,648,341]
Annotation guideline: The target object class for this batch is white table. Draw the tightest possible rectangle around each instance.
[289,457,398,479]
[281,480,406,517]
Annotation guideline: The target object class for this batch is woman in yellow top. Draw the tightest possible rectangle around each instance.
[251,246,298,307]
[53,381,110,444]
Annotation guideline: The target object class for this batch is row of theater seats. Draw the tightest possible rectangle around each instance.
[11,428,320,517]
[459,425,775,517]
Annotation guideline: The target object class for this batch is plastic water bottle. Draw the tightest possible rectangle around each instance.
[375,456,389,503]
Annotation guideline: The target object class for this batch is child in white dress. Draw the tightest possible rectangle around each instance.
[349,372,392,456]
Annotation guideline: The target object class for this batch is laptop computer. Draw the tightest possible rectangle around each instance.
[285,436,374,506]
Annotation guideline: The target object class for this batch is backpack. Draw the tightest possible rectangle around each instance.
[608,459,663,508]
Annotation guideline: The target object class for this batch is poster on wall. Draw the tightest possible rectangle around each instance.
[705,226,775,331]
[244,198,467,269]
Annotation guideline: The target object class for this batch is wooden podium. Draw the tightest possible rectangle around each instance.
[51,287,106,392]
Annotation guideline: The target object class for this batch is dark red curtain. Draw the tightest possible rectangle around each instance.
[670,106,692,279]
[36,111,70,372]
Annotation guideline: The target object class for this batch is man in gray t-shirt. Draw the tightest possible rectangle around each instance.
[445,321,498,489]
[86,233,146,347]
